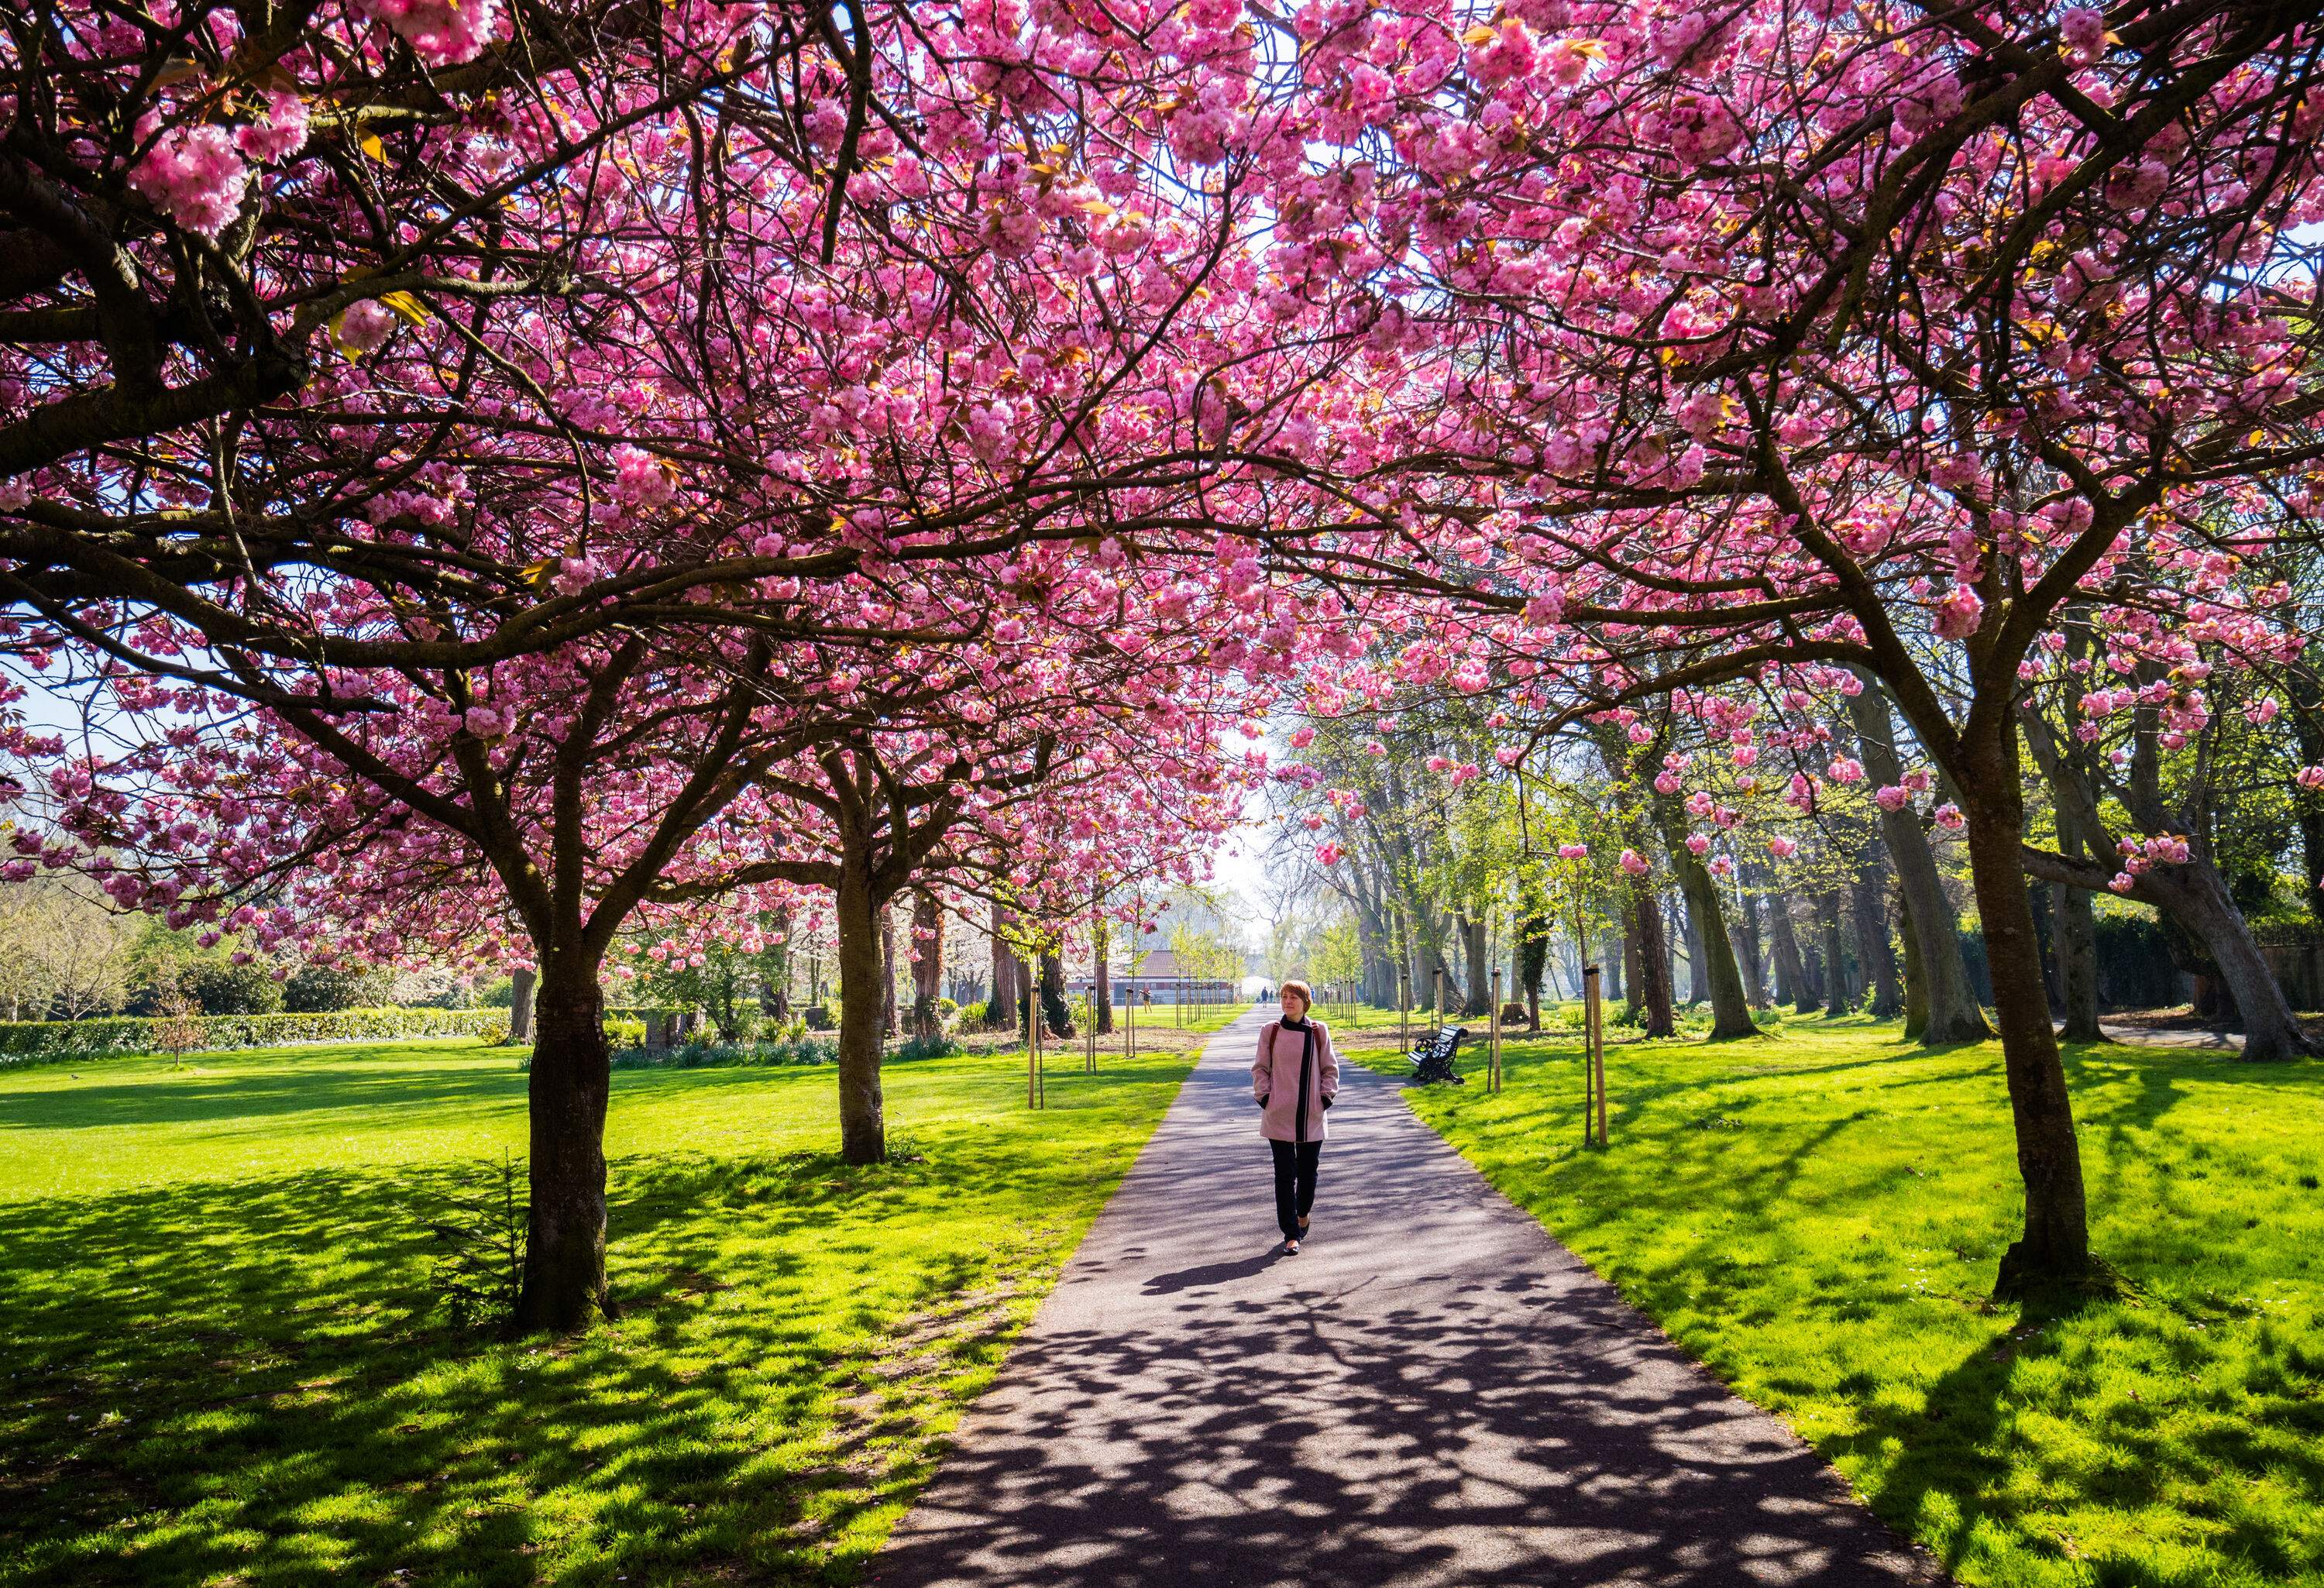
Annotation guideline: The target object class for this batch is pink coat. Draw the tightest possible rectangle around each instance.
[1253,1018,1339,1143]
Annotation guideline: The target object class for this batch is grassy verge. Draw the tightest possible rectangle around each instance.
[1349,1013,2324,1588]
[1123,1002,1255,1036]
[1287,996,1640,1049]
[0,1034,1195,1586]
[1302,999,1415,1043]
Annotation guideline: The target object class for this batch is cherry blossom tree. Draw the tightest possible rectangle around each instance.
[667,652,1263,1165]
[2016,620,2312,1060]
[1264,0,2324,1293]
[2,0,1343,1331]
[2,0,764,514]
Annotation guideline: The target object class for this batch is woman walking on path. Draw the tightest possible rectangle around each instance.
[1253,980,1338,1253]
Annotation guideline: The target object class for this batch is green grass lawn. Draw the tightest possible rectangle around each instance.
[1349,1012,2324,1588]
[1291,994,1575,1047]
[1140,1001,1254,1036]
[1307,999,1444,1045]
[0,1035,1194,1586]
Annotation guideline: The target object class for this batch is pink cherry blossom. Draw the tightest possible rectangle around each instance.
[352,0,503,66]
[235,91,309,163]
[129,123,249,237]
[1934,586,1986,641]
[2058,7,2111,64]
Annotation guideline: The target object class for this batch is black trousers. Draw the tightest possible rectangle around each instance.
[1270,1139,1322,1239]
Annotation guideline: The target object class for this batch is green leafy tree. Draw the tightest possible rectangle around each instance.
[182,958,284,1016]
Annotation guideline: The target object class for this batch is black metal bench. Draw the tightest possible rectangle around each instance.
[1408,1025,1468,1085]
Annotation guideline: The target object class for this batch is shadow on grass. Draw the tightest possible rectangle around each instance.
[0,1140,1064,1588]
[0,1049,896,1136]
[0,1047,531,1133]
[1404,1024,2324,1588]
[1830,1289,2324,1586]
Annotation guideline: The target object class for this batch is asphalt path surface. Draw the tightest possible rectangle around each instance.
[875,1008,1941,1588]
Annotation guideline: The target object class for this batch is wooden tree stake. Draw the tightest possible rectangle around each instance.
[1489,968,1503,1094]
[1582,965,1602,1146]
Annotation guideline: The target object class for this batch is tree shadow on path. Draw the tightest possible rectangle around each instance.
[876,1016,1942,1588]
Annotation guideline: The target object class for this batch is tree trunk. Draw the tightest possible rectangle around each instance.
[2052,805,2102,1043]
[1898,892,1929,1041]
[1092,916,1114,1036]
[1351,882,1397,1007]
[1459,913,1492,1016]
[1361,929,1393,1005]
[909,889,945,1042]
[516,952,612,1332]
[879,903,899,1040]
[1821,893,1850,1018]
[985,903,1018,1031]
[1038,951,1074,1038]
[1601,927,1624,1003]
[1406,924,1424,1015]
[1517,909,1549,1031]
[1762,877,1810,1012]
[507,965,538,1045]
[2030,882,2064,1014]
[1961,742,2092,1294]
[2131,858,2312,1062]
[2052,880,2101,1043]
[834,854,888,1164]
[1662,830,1758,1038]
[1679,889,1709,1006]
[1850,854,1903,1020]
[1845,676,1991,1042]
[2020,805,2311,1063]
[1732,885,1767,1007]
[1621,912,1644,1022]
[1664,897,1684,1008]
[1630,882,1676,1037]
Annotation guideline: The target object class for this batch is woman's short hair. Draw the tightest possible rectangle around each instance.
[1280,980,1312,1009]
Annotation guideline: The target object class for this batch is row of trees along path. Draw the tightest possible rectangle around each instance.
[5,0,2324,1328]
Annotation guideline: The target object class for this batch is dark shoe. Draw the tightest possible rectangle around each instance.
[1284,1239,1300,1255]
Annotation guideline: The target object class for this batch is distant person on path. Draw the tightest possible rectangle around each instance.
[1253,980,1338,1254]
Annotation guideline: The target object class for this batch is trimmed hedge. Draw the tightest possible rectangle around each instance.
[0,1007,509,1067]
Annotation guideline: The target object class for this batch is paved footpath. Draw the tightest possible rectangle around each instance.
[875,1010,1941,1588]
